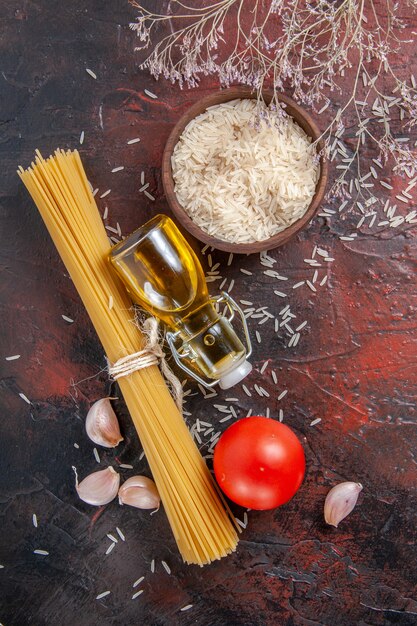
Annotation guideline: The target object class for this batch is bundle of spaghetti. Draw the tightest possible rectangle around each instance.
[18,149,239,565]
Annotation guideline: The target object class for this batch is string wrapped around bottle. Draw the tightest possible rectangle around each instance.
[108,316,184,411]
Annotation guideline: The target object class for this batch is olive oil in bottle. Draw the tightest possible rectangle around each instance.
[110,215,252,389]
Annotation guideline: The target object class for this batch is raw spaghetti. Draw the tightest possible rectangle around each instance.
[18,149,239,565]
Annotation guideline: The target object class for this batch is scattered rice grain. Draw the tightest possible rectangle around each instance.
[242,384,252,397]
[116,527,125,541]
[96,591,110,600]
[296,321,307,331]
[396,195,409,204]
[19,392,31,404]
[380,180,393,190]
[310,418,322,426]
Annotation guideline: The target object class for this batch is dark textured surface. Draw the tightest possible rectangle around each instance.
[1,1,417,625]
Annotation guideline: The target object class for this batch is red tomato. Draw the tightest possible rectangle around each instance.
[213,416,305,510]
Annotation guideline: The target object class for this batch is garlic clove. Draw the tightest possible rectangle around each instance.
[85,398,123,448]
[118,475,160,510]
[324,481,363,528]
[74,466,120,506]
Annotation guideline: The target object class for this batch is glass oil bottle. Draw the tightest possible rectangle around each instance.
[109,214,252,389]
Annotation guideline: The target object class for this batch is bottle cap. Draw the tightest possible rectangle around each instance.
[218,360,252,390]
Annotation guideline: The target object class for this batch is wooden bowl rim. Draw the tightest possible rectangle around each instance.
[162,86,328,254]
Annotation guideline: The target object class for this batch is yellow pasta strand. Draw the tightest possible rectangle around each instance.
[18,149,239,565]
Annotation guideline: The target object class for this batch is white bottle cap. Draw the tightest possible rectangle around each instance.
[218,360,252,390]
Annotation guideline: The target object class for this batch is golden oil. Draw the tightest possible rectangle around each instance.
[110,215,252,388]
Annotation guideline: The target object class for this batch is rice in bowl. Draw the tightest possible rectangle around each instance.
[171,98,320,244]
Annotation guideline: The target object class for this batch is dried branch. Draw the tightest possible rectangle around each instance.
[130,0,417,210]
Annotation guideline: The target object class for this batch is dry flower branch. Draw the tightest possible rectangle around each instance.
[131,0,417,215]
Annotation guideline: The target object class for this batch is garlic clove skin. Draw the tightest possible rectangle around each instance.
[118,476,160,510]
[75,466,120,506]
[85,398,123,448]
[324,481,363,528]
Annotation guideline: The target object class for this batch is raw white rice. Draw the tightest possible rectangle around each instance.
[171,99,319,244]
[116,527,125,541]
[96,591,110,600]
[310,417,322,426]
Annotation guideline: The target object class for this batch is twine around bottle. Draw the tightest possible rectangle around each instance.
[108,317,183,411]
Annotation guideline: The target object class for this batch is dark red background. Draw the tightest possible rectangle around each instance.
[1,1,416,625]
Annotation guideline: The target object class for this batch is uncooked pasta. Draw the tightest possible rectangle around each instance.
[18,149,239,565]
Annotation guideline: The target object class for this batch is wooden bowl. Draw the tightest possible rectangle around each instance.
[162,87,328,254]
